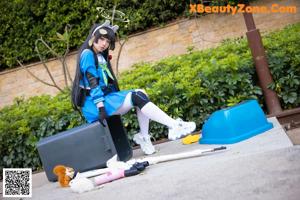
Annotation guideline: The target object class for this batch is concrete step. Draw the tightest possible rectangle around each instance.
[2,117,298,200]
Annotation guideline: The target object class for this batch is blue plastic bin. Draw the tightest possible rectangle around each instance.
[200,100,273,144]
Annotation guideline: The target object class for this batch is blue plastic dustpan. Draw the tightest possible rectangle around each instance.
[200,100,273,144]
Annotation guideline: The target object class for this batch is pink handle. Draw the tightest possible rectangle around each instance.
[94,169,125,185]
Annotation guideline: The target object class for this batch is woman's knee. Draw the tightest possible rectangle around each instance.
[132,90,150,109]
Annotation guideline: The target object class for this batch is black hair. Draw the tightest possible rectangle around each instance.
[94,26,116,50]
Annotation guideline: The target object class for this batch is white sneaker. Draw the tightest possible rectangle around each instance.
[133,133,156,155]
[168,118,196,140]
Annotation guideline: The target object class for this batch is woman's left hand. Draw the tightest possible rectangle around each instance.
[98,106,108,127]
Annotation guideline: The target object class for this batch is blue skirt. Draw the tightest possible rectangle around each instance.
[82,90,133,123]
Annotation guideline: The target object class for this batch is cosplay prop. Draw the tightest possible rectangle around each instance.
[182,133,201,145]
[94,161,149,185]
[200,100,273,144]
[54,146,226,193]
[53,165,76,187]
[68,161,150,193]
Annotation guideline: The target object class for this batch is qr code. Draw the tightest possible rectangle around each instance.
[3,168,32,198]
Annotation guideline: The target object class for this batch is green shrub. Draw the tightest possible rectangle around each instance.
[0,0,187,70]
[0,23,299,172]
[0,0,255,71]
[0,91,83,175]
[263,24,300,108]
[119,24,300,139]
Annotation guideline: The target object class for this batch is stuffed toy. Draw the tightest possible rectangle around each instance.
[53,165,76,187]
[69,176,95,193]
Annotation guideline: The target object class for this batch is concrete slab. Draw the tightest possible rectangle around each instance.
[2,117,299,200]
[133,117,293,160]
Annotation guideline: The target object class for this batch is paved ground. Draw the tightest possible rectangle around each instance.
[2,117,300,200]
[286,127,300,145]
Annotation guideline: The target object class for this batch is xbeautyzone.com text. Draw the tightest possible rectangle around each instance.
[190,4,297,15]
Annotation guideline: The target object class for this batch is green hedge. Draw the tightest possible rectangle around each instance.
[119,23,300,139]
[0,0,252,71]
[0,91,83,173]
[264,25,300,107]
[0,0,187,70]
[0,23,299,173]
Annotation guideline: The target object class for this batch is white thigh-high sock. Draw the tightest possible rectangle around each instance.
[141,102,177,128]
[136,108,150,136]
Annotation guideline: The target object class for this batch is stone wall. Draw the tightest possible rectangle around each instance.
[0,0,299,108]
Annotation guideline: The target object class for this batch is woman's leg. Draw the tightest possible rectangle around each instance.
[114,89,196,153]
[113,92,150,137]
[113,92,155,155]
[136,107,150,136]
[140,102,177,128]
[133,108,155,155]
[131,90,196,140]
[113,92,133,115]
[131,89,177,127]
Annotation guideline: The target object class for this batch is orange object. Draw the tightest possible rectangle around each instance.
[53,165,75,187]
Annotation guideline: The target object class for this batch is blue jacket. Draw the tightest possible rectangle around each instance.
[79,49,132,123]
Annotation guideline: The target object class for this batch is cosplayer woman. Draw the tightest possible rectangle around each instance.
[71,21,196,155]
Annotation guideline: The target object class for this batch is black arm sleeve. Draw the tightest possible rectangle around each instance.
[86,72,99,89]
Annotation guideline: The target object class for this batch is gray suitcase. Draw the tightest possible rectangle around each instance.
[37,115,132,182]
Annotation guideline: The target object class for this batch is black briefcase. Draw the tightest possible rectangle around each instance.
[37,115,132,182]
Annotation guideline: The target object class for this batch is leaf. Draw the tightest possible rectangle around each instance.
[56,32,65,41]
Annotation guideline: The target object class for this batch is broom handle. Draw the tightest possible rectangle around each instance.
[76,168,111,178]
[144,146,226,164]
[78,146,226,178]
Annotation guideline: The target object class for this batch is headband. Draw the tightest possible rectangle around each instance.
[88,20,119,48]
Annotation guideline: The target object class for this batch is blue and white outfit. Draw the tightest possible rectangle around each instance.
[80,49,132,123]
[71,21,196,155]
